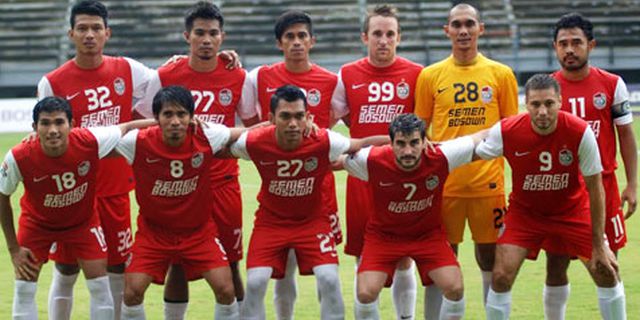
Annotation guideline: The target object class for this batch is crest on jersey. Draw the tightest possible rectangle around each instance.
[425,174,439,191]
[113,77,126,96]
[219,89,233,106]
[481,86,493,103]
[307,89,321,107]
[192,152,204,168]
[396,81,410,100]
[559,148,573,166]
[0,161,8,178]
[78,160,90,176]
[304,157,318,172]
[593,92,607,110]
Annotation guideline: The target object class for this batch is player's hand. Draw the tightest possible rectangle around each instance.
[191,117,208,134]
[21,132,37,143]
[304,117,319,137]
[424,139,436,153]
[11,247,40,281]
[218,50,242,69]
[621,185,637,219]
[161,55,187,67]
[589,245,618,278]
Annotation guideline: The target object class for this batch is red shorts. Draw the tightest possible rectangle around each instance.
[602,174,626,251]
[50,194,132,266]
[246,218,338,279]
[358,231,458,287]
[499,207,593,260]
[211,178,243,262]
[20,215,107,263]
[345,176,373,256]
[126,220,228,285]
[323,172,342,245]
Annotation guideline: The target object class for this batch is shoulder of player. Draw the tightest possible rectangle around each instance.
[310,64,338,80]
[479,56,514,74]
[559,110,590,130]
[589,66,621,85]
[394,56,424,70]
[45,59,80,80]
[500,112,529,130]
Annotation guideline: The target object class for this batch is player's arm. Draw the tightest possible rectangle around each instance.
[498,68,519,118]
[330,70,350,128]
[117,119,157,136]
[474,122,503,161]
[132,70,162,120]
[238,69,261,127]
[347,135,390,154]
[611,86,638,219]
[335,147,371,181]
[414,68,434,128]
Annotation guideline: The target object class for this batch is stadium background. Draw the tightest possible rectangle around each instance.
[0,0,639,318]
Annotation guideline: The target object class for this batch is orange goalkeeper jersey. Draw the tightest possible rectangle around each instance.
[415,53,518,197]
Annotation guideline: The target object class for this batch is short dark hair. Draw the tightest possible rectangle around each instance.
[185,1,224,32]
[448,3,481,23]
[389,114,426,141]
[70,0,108,28]
[363,4,400,34]
[274,10,313,40]
[524,74,561,97]
[152,86,195,117]
[33,97,73,124]
[270,85,307,114]
[553,12,594,42]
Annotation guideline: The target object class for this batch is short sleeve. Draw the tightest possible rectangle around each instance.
[125,57,154,104]
[327,130,351,162]
[37,77,53,100]
[230,131,250,160]
[133,70,162,119]
[202,123,231,153]
[498,67,519,118]
[0,151,23,196]
[247,66,262,119]
[475,122,504,160]
[578,126,603,176]
[439,136,475,171]
[237,71,258,120]
[612,77,632,126]
[414,68,433,121]
[343,147,370,181]
[116,130,138,165]
[331,70,349,119]
[87,126,122,159]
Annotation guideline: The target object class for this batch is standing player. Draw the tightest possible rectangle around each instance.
[0,97,152,319]
[233,85,387,319]
[338,114,488,319]
[478,74,625,320]
[543,13,638,319]
[36,1,154,318]
[247,10,340,318]
[117,86,245,319]
[330,4,423,319]
[134,2,259,317]
[414,3,518,315]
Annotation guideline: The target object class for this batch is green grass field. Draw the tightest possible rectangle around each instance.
[0,121,638,319]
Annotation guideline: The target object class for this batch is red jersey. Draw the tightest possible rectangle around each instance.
[332,57,423,138]
[136,57,257,183]
[477,112,602,219]
[343,138,474,240]
[0,127,122,229]
[248,62,338,128]
[116,124,231,231]
[231,126,350,225]
[38,56,152,196]
[553,67,632,174]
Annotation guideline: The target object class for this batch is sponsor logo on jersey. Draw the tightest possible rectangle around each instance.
[481,86,493,103]
[559,148,573,166]
[192,152,204,168]
[219,88,233,106]
[593,92,607,110]
[114,77,126,96]
[304,157,318,172]
[396,81,410,99]
[425,174,439,191]
[77,160,90,177]
[307,89,321,107]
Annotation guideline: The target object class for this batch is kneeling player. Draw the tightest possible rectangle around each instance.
[339,114,486,319]
[0,97,151,319]
[116,86,245,319]
[231,85,388,319]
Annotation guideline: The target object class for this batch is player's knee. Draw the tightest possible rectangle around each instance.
[356,288,379,304]
[245,272,270,293]
[441,281,464,301]
[214,281,236,305]
[316,271,340,293]
[123,284,146,306]
[491,268,514,292]
[591,266,618,287]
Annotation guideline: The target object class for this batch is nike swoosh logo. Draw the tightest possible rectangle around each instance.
[351,83,366,90]
[614,236,625,244]
[145,158,161,163]
[437,87,448,94]
[33,175,48,182]
[379,182,394,187]
[259,161,274,165]
[400,316,413,320]
[515,151,530,157]
[266,87,278,93]
[66,92,80,100]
